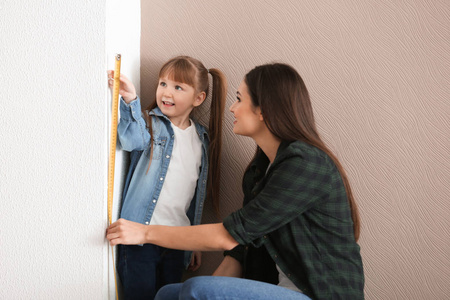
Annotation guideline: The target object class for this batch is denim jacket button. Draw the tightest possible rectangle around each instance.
[166,155,170,159]
[152,199,156,203]
[145,221,149,225]
[160,177,163,181]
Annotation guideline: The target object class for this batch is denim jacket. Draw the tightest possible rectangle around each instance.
[117,97,209,267]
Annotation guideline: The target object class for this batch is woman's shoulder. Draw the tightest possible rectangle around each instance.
[277,141,335,169]
[281,140,325,158]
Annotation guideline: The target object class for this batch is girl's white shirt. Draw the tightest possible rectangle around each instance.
[150,120,202,226]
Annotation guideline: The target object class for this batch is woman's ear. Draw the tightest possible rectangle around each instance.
[193,91,206,107]
[256,107,264,121]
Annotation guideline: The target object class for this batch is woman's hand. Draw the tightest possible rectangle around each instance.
[107,70,137,103]
[106,218,147,246]
[187,251,202,272]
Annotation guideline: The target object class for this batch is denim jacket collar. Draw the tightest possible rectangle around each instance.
[149,107,209,143]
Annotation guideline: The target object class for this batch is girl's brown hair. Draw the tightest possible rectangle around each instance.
[144,56,226,214]
[244,63,360,241]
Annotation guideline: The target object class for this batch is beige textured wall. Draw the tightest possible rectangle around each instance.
[140,1,450,299]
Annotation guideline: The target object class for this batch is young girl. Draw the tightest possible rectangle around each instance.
[107,56,227,300]
[107,63,364,300]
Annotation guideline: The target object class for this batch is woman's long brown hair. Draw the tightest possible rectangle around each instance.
[143,56,226,215]
[245,63,360,241]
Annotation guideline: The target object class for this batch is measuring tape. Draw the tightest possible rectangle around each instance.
[108,53,121,225]
[108,53,121,300]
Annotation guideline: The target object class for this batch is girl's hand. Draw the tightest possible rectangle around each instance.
[106,218,147,246]
[188,251,202,272]
[107,70,137,103]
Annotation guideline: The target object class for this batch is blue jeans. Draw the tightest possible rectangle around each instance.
[118,244,185,300]
[155,276,312,300]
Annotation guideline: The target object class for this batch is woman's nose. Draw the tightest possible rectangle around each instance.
[229,101,235,112]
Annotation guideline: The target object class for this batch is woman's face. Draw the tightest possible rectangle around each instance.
[229,80,264,138]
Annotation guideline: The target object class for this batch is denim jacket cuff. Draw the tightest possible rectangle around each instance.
[120,96,142,121]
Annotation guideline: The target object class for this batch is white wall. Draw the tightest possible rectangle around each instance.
[0,1,139,299]
[106,1,141,299]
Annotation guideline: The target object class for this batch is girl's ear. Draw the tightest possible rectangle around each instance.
[193,91,206,107]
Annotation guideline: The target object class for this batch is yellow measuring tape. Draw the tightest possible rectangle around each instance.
[108,53,121,300]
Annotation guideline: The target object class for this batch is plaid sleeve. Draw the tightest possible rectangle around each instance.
[224,153,332,247]
[223,244,245,264]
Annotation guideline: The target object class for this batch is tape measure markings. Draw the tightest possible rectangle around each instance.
[108,53,121,225]
[107,53,121,300]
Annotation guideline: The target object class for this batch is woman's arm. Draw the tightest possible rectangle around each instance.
[212,256,243,278]
[106,218,239,251]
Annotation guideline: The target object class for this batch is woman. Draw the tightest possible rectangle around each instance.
[107,63,365,299]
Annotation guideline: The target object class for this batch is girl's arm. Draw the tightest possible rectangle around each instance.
[117,99,150,151]
[106,218,239,251]
[108,71,150,151]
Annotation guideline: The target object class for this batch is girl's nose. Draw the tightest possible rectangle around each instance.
[163,90,173,98]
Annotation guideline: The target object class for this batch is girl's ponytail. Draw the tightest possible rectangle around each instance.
[206,68,227,216]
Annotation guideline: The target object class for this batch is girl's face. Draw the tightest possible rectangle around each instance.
[229,80,265,138]
[156,76,205,128]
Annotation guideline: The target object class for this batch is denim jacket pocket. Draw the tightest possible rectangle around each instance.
[145,137,166,161]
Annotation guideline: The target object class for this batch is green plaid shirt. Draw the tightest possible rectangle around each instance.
[223,140,364,299]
